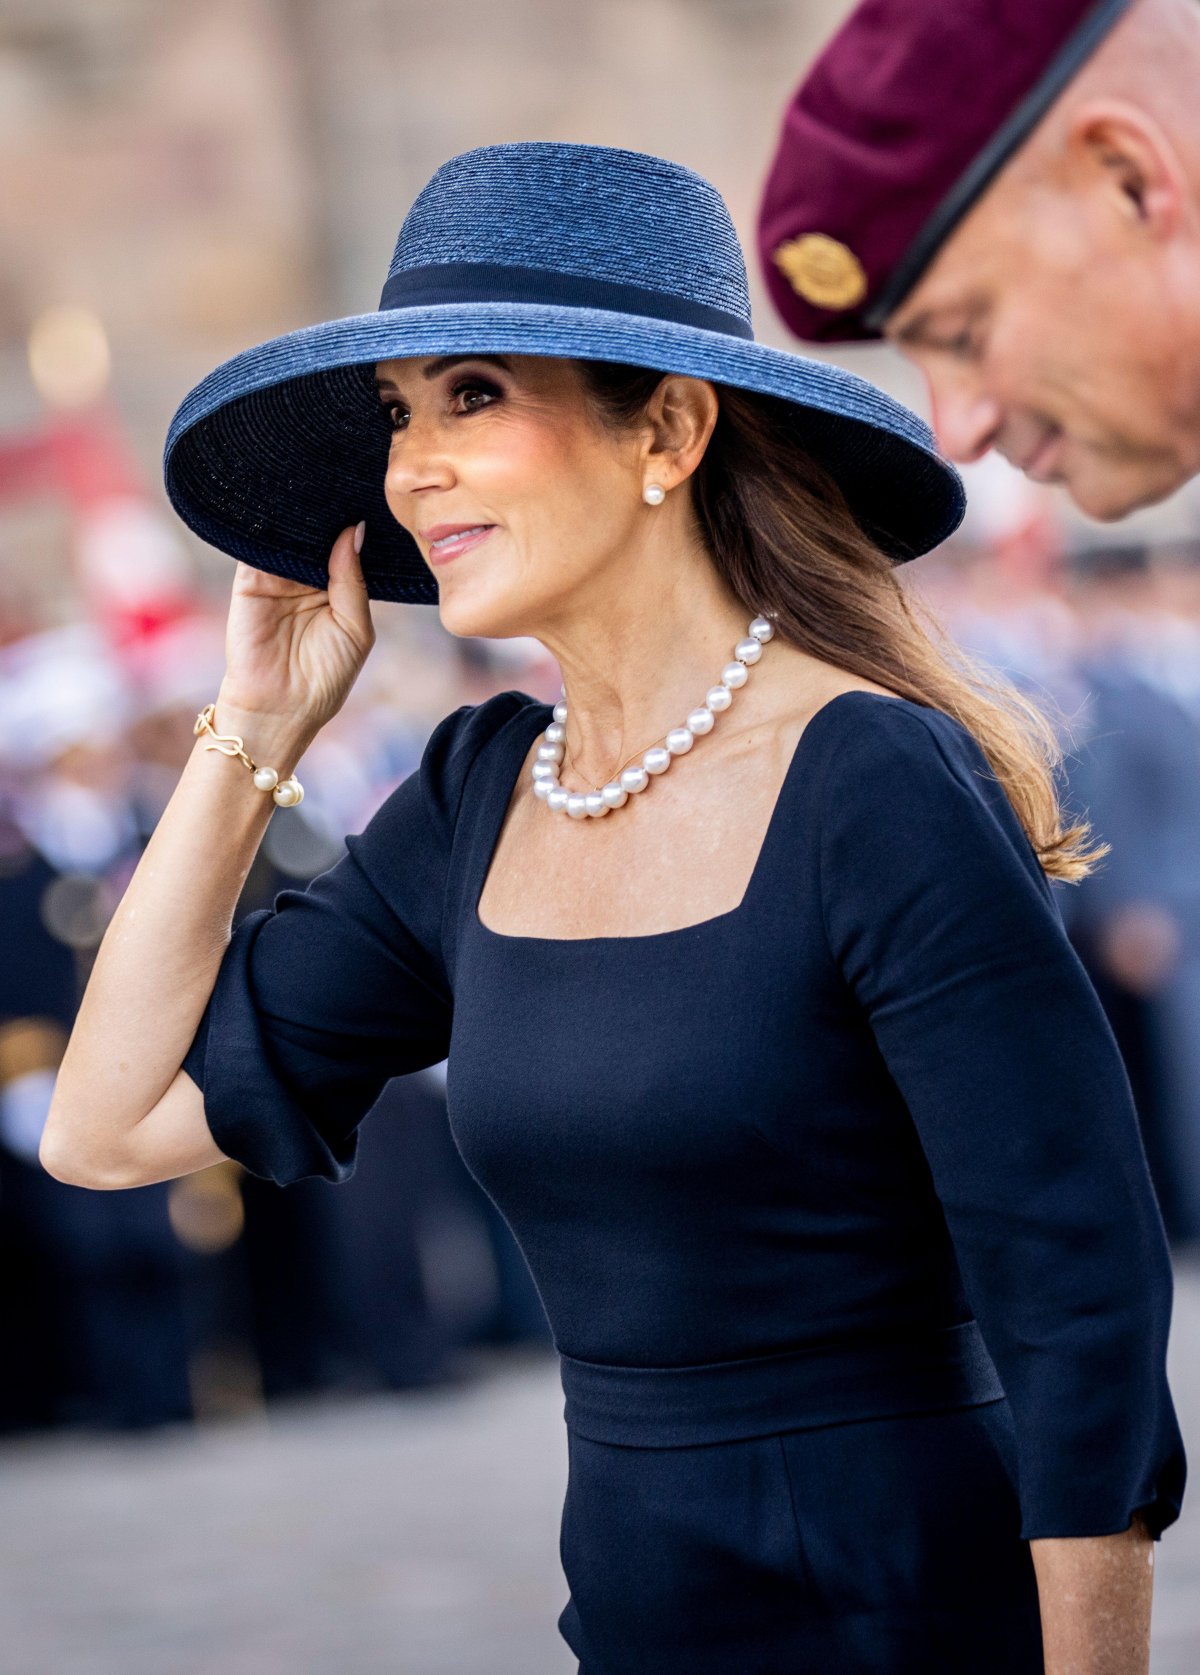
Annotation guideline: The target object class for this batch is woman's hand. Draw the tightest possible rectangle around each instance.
[214,523,376,760]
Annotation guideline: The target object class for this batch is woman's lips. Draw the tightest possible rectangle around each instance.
[423,523,496,564]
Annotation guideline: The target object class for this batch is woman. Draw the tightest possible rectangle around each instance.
[43,143,1184,1673]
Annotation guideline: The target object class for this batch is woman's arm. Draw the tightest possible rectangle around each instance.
[40,526,374,1189]
[173,689,529,1189]
[39,702,315,1187]
[1031,1514,1155,1675]
[810,696,1185,1629]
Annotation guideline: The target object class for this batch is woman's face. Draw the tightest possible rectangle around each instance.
[373,353,649,640]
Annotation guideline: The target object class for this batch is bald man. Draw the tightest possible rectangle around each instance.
[758,0,1200,522]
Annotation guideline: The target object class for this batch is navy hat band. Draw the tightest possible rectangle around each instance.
[378,262,755,341]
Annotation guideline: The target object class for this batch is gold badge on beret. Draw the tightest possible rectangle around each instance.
[773,233,868,311]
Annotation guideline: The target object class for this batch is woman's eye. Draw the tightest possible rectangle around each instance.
[379,377,499,434]
[450,378,500,412]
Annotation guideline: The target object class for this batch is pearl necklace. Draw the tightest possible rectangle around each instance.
[531,615,776,818]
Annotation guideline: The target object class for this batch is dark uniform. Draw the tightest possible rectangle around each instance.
[1055,657,1200,1243]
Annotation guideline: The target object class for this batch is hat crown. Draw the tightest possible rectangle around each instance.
[388,143,753,332]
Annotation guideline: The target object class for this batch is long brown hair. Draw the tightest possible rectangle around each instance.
[580,361,1105,884]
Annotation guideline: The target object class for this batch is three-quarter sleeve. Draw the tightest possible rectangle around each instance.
[814,696,1186,1541]
[182,692,528,1188]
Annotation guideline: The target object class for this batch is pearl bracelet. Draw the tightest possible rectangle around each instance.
[193,703,305,808]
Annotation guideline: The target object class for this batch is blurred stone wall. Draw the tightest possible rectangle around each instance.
[284,0,857,335]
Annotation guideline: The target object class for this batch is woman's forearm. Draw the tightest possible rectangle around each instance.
[1030,1513,1155,1674]
[42,705,313,1176]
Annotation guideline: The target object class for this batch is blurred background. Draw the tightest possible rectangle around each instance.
[1,2,1198,1670]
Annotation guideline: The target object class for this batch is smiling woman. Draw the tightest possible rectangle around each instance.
[372,354,640,608]
[45,142,1185,1674]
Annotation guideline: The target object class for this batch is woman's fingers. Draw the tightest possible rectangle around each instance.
[325,522,375,653]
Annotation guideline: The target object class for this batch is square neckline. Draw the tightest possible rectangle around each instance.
[471,688,908,947]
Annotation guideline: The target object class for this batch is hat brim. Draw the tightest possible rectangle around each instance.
[164,302,964,603]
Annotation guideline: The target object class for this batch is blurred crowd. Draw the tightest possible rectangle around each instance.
[2,533,1199,1437]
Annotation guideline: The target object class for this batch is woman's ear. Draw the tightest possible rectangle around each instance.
[642,376,720,489]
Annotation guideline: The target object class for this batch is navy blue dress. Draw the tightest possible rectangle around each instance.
[183,689,1186,1674]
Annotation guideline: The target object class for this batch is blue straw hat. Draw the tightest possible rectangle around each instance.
[163,142,964,603]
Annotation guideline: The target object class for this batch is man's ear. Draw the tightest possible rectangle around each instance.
[1068,99,1185,238]
[642,376,720,488]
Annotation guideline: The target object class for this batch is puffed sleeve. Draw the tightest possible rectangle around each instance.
[182,692,530,1188]
[814,696,1186,1541]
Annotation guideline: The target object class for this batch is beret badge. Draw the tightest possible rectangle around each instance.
[772,233,868,312]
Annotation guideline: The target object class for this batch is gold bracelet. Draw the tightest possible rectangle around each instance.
[193,703,305,808]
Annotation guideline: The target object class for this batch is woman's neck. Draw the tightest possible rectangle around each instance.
[538,569,747,783]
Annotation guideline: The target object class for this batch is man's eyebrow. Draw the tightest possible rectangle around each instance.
[372,354,514,391]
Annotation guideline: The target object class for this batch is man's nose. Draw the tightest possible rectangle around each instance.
[923,368,1004,466]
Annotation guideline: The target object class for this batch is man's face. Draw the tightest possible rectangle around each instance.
[885,162,1200,520]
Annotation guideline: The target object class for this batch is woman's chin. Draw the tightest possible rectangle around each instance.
[436,587,528,643]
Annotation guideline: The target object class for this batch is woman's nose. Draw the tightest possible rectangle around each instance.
[384,416,457,497]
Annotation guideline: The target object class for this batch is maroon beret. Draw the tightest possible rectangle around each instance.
[757,0,1135,343]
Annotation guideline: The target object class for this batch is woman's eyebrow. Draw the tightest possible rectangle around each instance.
[422,353,513,380]
[373,354,513,393]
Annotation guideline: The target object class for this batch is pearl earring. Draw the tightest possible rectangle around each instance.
[642,482,665,506]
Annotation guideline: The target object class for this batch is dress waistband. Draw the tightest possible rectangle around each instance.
[559,1319,1005,1447]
